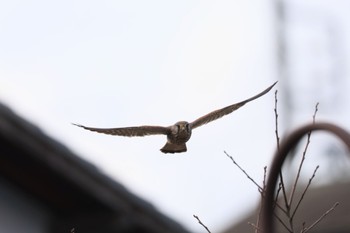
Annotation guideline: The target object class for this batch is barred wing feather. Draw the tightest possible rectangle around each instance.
[190,82,277,129]
[73,124,170,137]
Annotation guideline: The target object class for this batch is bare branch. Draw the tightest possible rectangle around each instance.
[273,212,293,233]
[301,202,339,233]
[288,102,319,208]
[274,185,288,215]
[254,167,268,233]
[292,166,319,219]
[274,90,280,150]
[248,222,262,233]
[312,103,319,123]
[273,90,289,215]
[224,151,263,192]
[279,171,290,217]
[273,183,282,210]
[263,166,267,191]
[193,215,211,233]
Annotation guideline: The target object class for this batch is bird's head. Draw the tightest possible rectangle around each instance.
[174,121,191,133]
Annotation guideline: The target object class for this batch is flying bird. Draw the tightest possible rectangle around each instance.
[73,82,277,153]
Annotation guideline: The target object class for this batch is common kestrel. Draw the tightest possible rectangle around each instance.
[74,82,277,153]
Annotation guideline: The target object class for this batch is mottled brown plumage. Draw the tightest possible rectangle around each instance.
[74,82,277,153]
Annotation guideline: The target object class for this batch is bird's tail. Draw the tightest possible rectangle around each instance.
[160,142,187,154]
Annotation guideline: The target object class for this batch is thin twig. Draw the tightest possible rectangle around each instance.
[292,166,319,219]
[248,222,262,232]
[279,170,289,217]
[193,215,211,233]
[273,90,291,231]
[274,90,280,150]
[224,151,263,192]
[274,90,290,217]
[263,166,267,191]
[312,103,319,123]
[273,183,288,215]
[273,212,293,233]
[254,167,268,233]
[300,202,339,233]
[273,183,282,209]
[288,103,319,208]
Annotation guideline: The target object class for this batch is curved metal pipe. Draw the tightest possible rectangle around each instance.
[262,122,350,233]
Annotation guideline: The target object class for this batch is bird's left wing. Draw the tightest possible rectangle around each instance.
[190,81,277,129]
[73,123,170,137]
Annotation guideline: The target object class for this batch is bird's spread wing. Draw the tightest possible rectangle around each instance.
[73,123,170,137]
[190,81,277,129]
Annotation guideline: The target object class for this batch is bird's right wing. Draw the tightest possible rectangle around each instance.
[73,123,170,137]
[190,82,277,129]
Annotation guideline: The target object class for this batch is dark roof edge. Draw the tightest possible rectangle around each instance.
[0,103,190,232]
